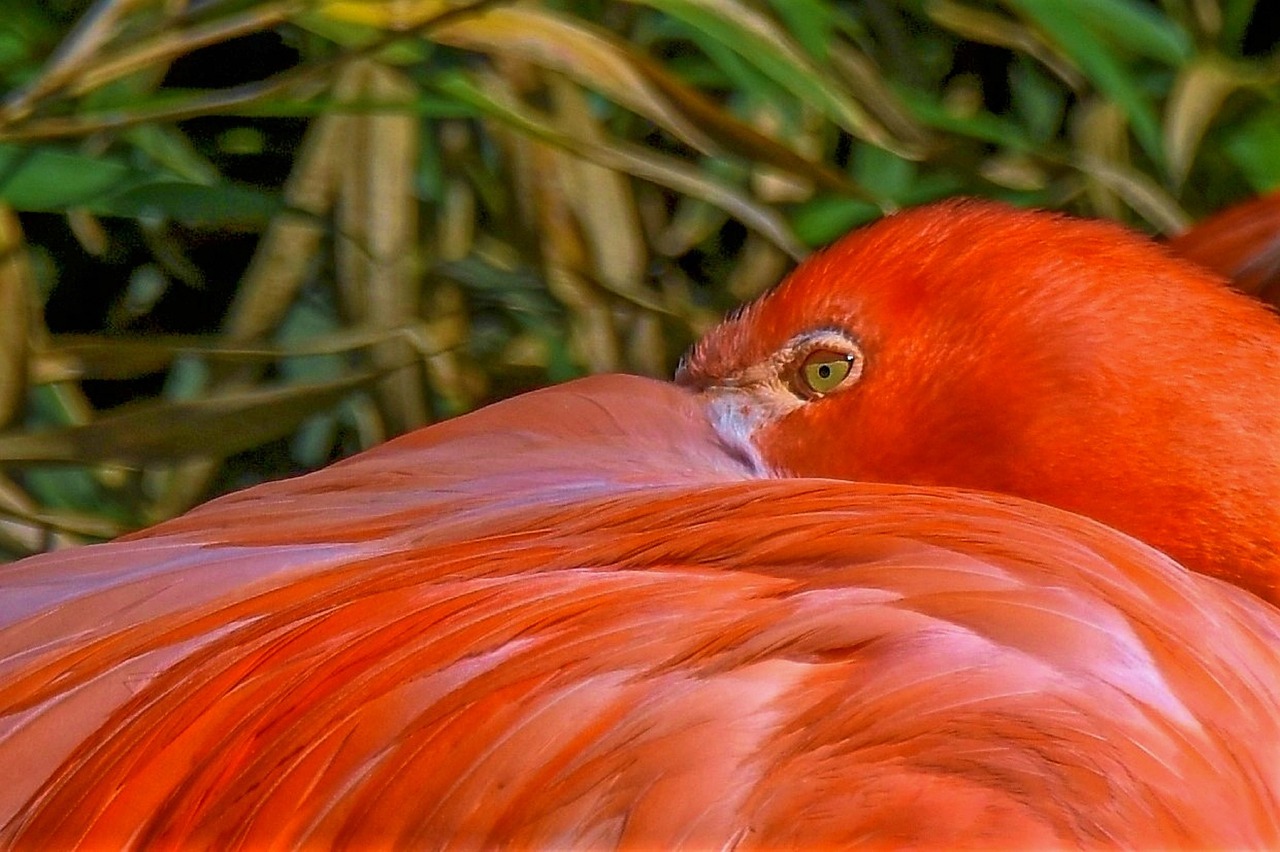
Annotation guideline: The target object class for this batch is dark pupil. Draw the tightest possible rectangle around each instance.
[817,364,832,379]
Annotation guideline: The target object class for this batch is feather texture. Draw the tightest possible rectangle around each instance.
[2,375,1278,848]
[681,200,1280,602]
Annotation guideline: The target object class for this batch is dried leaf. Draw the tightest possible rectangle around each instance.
[1073,153,1190,233]
[0,206,30,428]
[334,61,429,433]
[727,232,792,301]
[523,133,620,373]
[0,489,124,543]
[440,71,806,259]
[222,90,348,342]
[35,326,440,383]
[317,0,453,29]
[550,77,647,301]
[631,50,865,195]
[631,0,919,158]
[828,44,933,155]
[434,6,722,155]
[1072,98,1130,221]
[67,1,300,98]
[0,371,384,465]
[1164,57,1251,188]
[1,0,147,122]
[926,0,1083,89]
[1006,0,1166,167]
[625,310,666,377]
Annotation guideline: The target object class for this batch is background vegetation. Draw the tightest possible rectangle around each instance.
[0,0,1276,557]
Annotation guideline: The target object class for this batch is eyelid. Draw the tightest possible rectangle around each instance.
[786,327,859,354]
[786,330,864,398]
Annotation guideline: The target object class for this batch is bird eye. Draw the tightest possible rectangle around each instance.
[797,349,859,396]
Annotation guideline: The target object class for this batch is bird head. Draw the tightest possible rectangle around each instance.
[678,199,1280,598]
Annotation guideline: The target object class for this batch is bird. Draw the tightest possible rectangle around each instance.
[679,198,1280,604]
[2,201,1280,847]
[2,375,1279,848]
[1168,188,1280,305]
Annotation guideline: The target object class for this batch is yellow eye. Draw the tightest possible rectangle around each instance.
[798,349,858,396]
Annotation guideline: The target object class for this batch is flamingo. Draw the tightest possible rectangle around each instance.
[2,200,1279,847]
[680,199,1280,603]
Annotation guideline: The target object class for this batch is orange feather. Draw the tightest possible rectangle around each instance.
[1168,189,1280,305]
[2,375,1279,847]
[681,199,1280,603]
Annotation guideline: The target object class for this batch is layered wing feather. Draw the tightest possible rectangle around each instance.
[1,375,1277,848]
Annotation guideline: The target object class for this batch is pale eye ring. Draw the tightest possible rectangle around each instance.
[793,343,864,398]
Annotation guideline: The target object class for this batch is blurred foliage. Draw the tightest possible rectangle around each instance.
[0,0,1276,557]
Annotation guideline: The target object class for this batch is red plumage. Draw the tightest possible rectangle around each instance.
[682,199,1280,602]
[1168,189,1280,305]
[4,199,1280,847]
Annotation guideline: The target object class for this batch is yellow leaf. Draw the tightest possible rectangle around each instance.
[434,7,721,154]
[317,0,453,29]
[1164,57,1249,189]
[0,206,31,430]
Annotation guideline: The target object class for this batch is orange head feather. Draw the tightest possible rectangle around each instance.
[680,199,1280,601]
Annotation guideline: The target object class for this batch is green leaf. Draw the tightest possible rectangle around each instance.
[0,1,56,82]
[631,0,914,157]
[761,0,837,60]
[435,71,807,258]
[1010,58,1066,142]
[124,125,221,184]
[1222,109,1280,192]
[659,17,797,112]
[896,88,1033,148]
[0,144,139,210]
[277,298,348,384]
[0,30,32,76]
[94,181,283,225]
[20,466,125,517]
[789,174,964,246]
[0,143,277,222]
[1064,0,1192,65]
[789,195,881,245]
[19,385,133,520]
[852,145,915,198]
[0,372,384,465]
[1005,0,1165,167]
[1220,0,1259,52]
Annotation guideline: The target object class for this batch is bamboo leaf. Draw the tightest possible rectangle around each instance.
[896,88,1033,148]
[761,0,840,60]
[0,206,30,428]
[1073,153,1190,232]
[37,326,437,383]
[630,0,920,158]
[1220,0,1259,50]
[926,1,1084,89]
[438,71,807,259]
[1164,57,1246,188]
[0,144,138,210]
[1005,0,1165,167]
[1223,109,1280,193]
[433,7,723,155]
[94,180,282,224]
[1062,0,1192,65]
[0,372,385,464]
